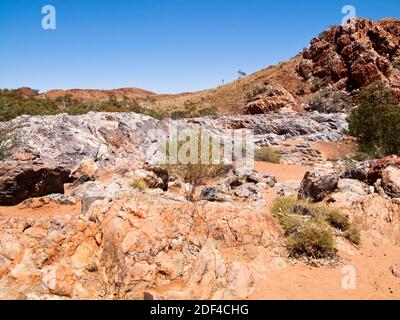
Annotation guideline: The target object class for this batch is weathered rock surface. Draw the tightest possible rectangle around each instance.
[0,162,71,206]
[381,166,400,198]
[0,193,284,300]
[297,18,400,97]
[298,171,339,202]
[0,111,348,169]
[244,83,297,114]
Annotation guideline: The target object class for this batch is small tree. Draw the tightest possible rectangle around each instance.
[162,133,224,202]
[348,81,400,156]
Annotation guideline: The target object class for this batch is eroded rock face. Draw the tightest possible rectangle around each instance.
[297,18,400,97]
[0,162,71,206]
[0,193,284,300]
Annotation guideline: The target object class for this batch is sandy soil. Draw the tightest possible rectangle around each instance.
[0,200,80,219]
[254,161,309,182]
[310,140,358,161]
[250,242,400,300]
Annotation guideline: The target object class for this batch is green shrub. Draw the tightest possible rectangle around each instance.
[307,88,351,113]
[254,147,281,164]
[129,179,148,191]
[170,102,218,119]
[0,89,169,121]
[344,225,361,245]
[271,197,360,259]
[245,83,265,101]
[310,77,329,93]
[287,220,337,259]
[348,81,400,156]
[162,135,224,201]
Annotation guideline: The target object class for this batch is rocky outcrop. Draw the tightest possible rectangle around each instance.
[297,18,400,97]
[0,111,348,169]
[201,168,276,202]
[298,171,339,202]
[368,155,400,184]
[0,162,71,206]
[381,166,400,198]
[0,192,284,300]
[244,83,297,114]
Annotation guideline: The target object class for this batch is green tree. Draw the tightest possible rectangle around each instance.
[349,81,400,156]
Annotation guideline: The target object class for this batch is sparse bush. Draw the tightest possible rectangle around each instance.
[287,219,337,259]
[245,83,265,101]
[129,179,148,191]
[170,102,218,119]
[310,77,329,93]
[348,81,400,156]
[162,136,224,201]
[296,83,306,96]
[0,89,169,121]
[307,88,351,113]
[271,197,360,259]
[254,147,281,164]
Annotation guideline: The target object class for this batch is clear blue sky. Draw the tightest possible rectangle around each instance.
[1,0,399,93]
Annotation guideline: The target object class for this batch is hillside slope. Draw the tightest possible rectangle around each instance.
[3,17,400,119]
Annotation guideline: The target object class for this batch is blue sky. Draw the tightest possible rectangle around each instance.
[1,0,399,93]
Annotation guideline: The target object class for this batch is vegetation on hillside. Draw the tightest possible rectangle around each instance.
[254,147,281,164]
[271,197,360,259]
[349,81,400,156]
[307,87,351,113]
[0,89,172,121]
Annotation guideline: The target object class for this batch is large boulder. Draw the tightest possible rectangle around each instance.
[0,162,71,206]
[381,166,400,198]
[244,83,297,114]
[368,155,400,185]
[298,171,339,202]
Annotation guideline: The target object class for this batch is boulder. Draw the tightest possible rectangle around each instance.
[244,84,298,114]
[342,162,370,182]
[0,162,71,206]
[235,183,263,201]
[337,179,370,195]
[298,171,339,202]
[368,155,400,185]
[200,186,227,202]
[381,166,400,198]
